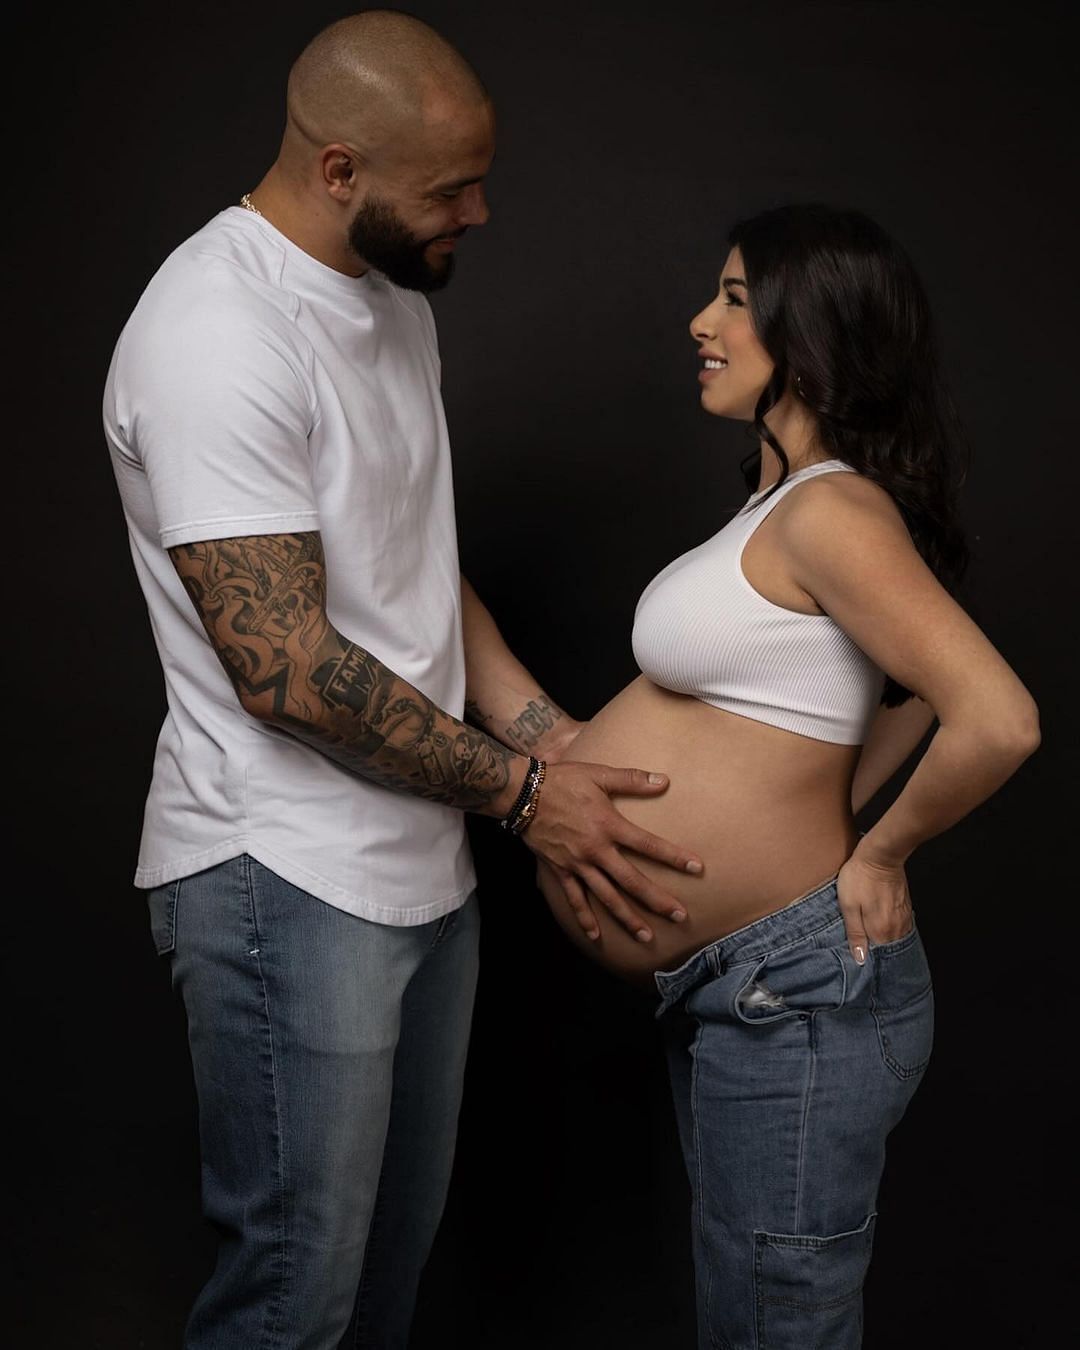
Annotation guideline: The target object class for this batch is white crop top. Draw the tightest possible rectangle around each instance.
[632,460,885,744]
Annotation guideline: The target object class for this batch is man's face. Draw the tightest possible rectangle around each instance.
[347,97,494,292]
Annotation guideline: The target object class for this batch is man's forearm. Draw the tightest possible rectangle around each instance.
[170,534,527,816]
[460,575,581,759]
[464,691,576,758]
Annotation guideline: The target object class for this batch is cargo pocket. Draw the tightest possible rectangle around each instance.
[147,879,180,957]
[870,927,933,1081]
[753,1212,876,1349]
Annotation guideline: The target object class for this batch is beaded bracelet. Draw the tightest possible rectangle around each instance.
[500,757,547,834]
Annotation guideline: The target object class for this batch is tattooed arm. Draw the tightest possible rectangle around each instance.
[460,576,583,762]
[170,531,702,938]
[170,532,524,816]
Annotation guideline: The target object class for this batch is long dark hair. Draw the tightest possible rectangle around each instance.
[729,203,969,706]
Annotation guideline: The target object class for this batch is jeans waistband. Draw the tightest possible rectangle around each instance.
[653,874,842,1013]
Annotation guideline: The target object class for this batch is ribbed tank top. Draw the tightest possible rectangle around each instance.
[632,460,884,744]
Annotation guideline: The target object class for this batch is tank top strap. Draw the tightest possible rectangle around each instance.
[739,459,856,524]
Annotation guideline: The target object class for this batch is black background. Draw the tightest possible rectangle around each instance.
[16,2,1073,1345]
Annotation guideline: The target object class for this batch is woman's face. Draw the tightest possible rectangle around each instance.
[689,247,775,420]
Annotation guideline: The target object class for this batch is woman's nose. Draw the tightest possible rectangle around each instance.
[690,306,716,342]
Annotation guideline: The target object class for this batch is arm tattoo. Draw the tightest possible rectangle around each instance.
[170,532,513,810]
[503,696,564,754]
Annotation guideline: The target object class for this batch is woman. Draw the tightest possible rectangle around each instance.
[534,204,1039,1348]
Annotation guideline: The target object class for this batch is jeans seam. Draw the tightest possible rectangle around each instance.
[794,1014,817,1236]
[428,909,456,951]
[689,1018,726,1350]
[243,853,292,1350]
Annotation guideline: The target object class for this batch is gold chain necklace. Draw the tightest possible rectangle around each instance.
[239,192,263,218]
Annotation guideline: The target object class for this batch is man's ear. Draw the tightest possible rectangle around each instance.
[320,145,366,204]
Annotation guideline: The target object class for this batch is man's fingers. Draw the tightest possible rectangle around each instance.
[555,866,600,941]
[590,765,671,796]
[616,823,704,876]
[594,852,688,924]
[580,866,655,943]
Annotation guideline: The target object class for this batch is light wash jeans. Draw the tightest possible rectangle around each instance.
[147,854,479,1350]
[655,876,933,1349]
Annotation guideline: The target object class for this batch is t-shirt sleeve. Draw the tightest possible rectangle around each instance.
[119,281,321,550]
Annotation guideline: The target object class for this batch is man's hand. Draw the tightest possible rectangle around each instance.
[522,761,703,943]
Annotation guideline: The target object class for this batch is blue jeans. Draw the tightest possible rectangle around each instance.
[655,877,933,1350]
[147,854,480,1350]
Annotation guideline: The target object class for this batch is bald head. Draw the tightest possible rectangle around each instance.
[284,10,488,170]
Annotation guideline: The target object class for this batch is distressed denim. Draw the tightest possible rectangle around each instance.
[147,854,479,1350]
[656,876,932,1350]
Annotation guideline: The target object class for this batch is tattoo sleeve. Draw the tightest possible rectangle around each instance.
[169,532,516,811]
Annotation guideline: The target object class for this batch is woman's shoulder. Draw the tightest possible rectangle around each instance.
[774,467,912,554]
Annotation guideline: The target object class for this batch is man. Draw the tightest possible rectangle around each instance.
[104,11,699,1348]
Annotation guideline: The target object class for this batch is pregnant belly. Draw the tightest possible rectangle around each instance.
[537,676,860,986]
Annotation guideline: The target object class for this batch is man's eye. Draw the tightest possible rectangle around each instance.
[439,190,462,201]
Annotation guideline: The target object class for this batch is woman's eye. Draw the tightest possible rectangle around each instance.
[723,294,744,308]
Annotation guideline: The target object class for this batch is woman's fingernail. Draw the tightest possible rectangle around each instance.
[686,860,704,875]
[637,929,653,943]
[672,909,688,922]
[854,945,866,965]
[589,929,600,941]
[648,773,666,784]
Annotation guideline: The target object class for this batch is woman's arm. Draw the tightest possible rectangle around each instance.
[852,697,936,814]
[781,475,1040,954]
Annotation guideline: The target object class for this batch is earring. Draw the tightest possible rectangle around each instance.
[795,375,805,397]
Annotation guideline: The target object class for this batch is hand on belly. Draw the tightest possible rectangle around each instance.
[532,678,859,984]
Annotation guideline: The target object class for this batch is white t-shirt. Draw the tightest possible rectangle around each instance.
[103,207,476,924]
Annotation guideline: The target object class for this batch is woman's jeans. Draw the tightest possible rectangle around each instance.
[655,876,933,1350]
[147,854,480,1350]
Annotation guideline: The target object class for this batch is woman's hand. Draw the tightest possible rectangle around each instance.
[836,843,914,965]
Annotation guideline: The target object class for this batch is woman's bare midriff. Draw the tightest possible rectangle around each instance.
[537,675,860,987]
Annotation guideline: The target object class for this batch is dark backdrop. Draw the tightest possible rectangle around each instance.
[16,2,1072,1346]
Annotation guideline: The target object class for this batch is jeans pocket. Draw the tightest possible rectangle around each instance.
[731,944,848,1026]
[753,1212,876,1349]
[871,927,933,1080]
[147,879,180,956]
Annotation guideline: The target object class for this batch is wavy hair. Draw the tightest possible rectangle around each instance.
[729,203,970,706]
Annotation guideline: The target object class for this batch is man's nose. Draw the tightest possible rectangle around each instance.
[457,183,490,228]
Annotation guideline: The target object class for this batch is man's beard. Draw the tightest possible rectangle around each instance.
[347,193,457,293]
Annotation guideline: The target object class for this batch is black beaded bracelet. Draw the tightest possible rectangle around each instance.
[501,757,544,833]
[504,761,545,831]
[508,759,546,835]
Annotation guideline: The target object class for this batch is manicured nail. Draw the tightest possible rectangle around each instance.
[686,860,704,875]
[671,909,688,922]
[648,773,666,784]
[637,929,653,943]
[589,929,600,941]
[854,945,866,965]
